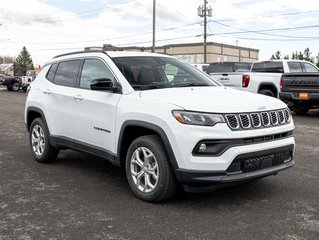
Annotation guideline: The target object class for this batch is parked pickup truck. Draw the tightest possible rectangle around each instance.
[279,73,319,114]
[207,60,319,98]
[0,74,21,91]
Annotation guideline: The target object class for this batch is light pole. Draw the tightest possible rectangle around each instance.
[197,1,212,63]
[152,0,156,53]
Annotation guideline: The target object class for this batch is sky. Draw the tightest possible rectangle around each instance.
[0,0,319,66]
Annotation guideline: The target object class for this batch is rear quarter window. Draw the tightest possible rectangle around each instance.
[46,63,58,82]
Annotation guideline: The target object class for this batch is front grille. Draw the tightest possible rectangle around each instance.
[226,151,291,174]
[224,108,291,131]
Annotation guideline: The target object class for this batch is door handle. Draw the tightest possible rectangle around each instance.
[43,89,51,94]
[73,95,83,101]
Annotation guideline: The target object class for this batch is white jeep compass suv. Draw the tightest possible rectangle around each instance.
[25,51,295,202]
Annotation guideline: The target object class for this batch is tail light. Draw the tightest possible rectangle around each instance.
[242,74,250,87]
[280,76,283,90]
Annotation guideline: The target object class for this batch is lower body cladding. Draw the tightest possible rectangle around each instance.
[172,136,295,192]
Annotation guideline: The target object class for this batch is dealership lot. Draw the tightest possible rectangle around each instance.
[0,88,318,240]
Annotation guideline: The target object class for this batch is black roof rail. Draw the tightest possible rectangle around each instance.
[53,50,107,59]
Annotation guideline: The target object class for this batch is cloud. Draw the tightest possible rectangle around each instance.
[0,0,319,65]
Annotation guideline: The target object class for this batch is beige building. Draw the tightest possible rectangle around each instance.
[99,42,259,63]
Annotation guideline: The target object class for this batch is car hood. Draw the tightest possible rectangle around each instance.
[139,86,286,113]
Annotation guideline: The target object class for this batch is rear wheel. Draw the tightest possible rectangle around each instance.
[29,118,59,163]
[125,135,177,202]
[258,89,275,97]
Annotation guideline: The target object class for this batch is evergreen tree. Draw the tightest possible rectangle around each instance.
[14,46,34,76]
[270,50,281,60]
[297,51,304,60]
[284,55,289,59]
[303,47,314,63]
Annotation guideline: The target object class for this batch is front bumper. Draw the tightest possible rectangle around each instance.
[175,144,294,187]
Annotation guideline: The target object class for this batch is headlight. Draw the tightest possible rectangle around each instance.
[172,110,225,126]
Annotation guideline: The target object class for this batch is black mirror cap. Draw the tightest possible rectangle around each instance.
[90,78,120,92]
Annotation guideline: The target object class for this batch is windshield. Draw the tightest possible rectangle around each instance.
[112,56,218,90]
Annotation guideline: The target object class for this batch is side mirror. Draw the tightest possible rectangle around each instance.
[90,78,120,92]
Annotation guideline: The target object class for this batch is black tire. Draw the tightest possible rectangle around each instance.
[125,135,177,202]
[11,83,20,91]
[258,89,275,97]
[6,85,12,91]
[29,118,59,163]
[293,105,309,115]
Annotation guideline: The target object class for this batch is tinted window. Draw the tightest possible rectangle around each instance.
[251,62,284,73]
[80,59,114,89]
[234,63,252,72]
[112,56,217,90]
[302,62,319,73]
[208,63,233,73]
[54,60,82,87]
[46,63,58,82]
[288,62,302,73]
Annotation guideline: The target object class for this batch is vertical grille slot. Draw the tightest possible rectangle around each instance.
[284,109,291,123]
[239,114,250,128]
[226,114,239,129]
[250,113,261,128]
[270,111,278,125]
[277,110,285,124]
[261,112,270,126]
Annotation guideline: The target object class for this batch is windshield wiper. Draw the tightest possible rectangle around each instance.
[172,82,210,87]
[132,83,169,90]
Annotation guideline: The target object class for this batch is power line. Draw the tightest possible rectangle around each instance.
[215,9,319,22]
[209,21,319,39]
[3,22,200,45]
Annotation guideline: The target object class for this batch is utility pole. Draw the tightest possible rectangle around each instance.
[152,0,156,53]
[198,1,212,63]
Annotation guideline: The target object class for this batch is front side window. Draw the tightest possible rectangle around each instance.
[80,59,114,89]
[288,62,303,73]
[302,62,319,73]
[54,60,82,87]
[112,56,217,90]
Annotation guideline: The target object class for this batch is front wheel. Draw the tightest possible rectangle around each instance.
[125,135,177,202]
[29,118,59,163]
[11,83,20,91]
[6,85,12,91]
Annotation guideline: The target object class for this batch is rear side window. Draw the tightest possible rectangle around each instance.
[46,63,58,82]
[288,62,302,73]
[302,62,319,73]
[251,62,284,73]
[54,60,82,87]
